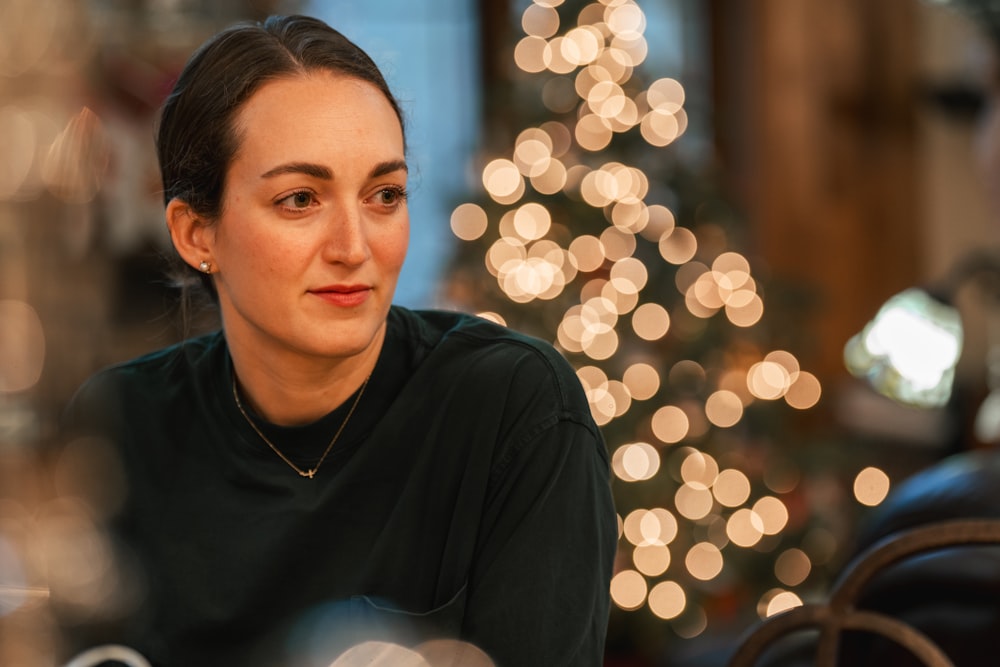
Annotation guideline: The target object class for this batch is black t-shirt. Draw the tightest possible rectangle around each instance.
[60,306,616,667]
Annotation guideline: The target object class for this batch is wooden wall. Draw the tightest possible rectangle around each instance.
[709,0,923,388]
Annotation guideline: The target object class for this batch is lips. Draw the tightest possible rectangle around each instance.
[309,284,372,307]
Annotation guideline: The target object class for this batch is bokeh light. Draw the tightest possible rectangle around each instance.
[648,581,685,620]
[774,548,812,587]
[854,467,891,507]
[0,300,46,394]
[759,589,804,619]
[450,203,489,241]
[610,569,648,610]
[685,542,724,581]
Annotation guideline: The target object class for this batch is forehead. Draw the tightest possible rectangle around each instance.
[231,72,404,164]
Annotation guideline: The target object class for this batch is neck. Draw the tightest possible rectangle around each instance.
[227,326,385,426]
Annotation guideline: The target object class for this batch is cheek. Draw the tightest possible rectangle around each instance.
[377,221,410,270]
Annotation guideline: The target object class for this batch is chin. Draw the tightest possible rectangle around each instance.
[303,324,385,359]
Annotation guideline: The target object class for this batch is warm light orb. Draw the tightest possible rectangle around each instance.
[486,237,526,278]
[512,203,552,240]
[642,204,676,241]
[785,371,822,410]
[514,135,553,178]
[612,442,660,482]
[659,227,697,264]
[568,235,606,272]
[640,108,681,147]
[604,2,646,39]
[726,293,765,327]
[0,300,46,393]
[622,362,660,400]
[514,36,548,74]
[705,390,743,428]
[675,483,713,520]
[610,257,648,295]
[522,3,560,38]
[610,199,648,233]
[633,544,671,577]
[482,159,523,200]
[475,312,507,326]
[564,26,603,65]
[759,589,803,618]
[647,77,685,113]
[713,469,751,507]
[680,450,719,489]
[651,405,688,444]
[685,542,724,581]
[747,361,791,400]
[775,548,811,587]
[531,158,568,194]
[450,203,489,241]
[726,508,764,548]
[610,569,648,610]
[575,114,614,151]
[753,496,789,535]
[600,226,636,261]
[632,303,670,341]
[623,507,678,547]
[543,37,578,74]
[854,467,891,507]
[648,581,686,620]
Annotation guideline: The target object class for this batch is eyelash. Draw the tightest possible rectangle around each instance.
[370,185,409,209]
[276,190,316,212]
[274,186,408,214]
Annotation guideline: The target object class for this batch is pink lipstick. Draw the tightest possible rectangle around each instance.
[309,285,371,307]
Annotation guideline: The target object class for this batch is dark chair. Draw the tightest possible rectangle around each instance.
[728,518,1000,666]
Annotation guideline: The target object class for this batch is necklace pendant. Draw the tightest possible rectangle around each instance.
[303,469,316,479]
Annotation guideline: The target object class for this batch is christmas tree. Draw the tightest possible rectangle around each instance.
[441,0,839,657]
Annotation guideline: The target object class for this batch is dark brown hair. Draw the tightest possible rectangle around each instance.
[156,14,405,305]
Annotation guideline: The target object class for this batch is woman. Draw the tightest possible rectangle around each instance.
[62,14,616,667]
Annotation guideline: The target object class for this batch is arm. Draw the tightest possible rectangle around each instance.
[462,415,617,667]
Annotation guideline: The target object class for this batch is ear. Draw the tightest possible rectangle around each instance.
[166,199,215,271]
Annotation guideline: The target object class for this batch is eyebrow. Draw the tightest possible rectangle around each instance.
[260,162,333,180]
[259,159,408,180]
[370,159,408,178]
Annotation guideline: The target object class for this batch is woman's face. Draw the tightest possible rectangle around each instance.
[204,72,408,366]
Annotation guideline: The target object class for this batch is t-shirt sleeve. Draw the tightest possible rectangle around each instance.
[460,351,617,666]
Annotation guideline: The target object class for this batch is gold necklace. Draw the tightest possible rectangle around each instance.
[231,374,370,479]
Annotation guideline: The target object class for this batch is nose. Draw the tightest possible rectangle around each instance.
[321,202,370,267]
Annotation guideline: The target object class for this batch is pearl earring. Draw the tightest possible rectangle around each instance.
[199,261,212,274]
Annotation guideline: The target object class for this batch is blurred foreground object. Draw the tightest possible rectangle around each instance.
[845,250,1000,437]
[844,288,963,409]
[41,107,110,205]
[64,645,150,667]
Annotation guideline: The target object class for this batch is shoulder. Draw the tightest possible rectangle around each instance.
[63,332,224,431]
[393,306,588,417]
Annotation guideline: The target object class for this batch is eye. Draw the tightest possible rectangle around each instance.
[277,190,316,211]
[373,186,408,208]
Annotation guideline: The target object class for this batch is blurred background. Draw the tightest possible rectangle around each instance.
[1,0,998,665]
